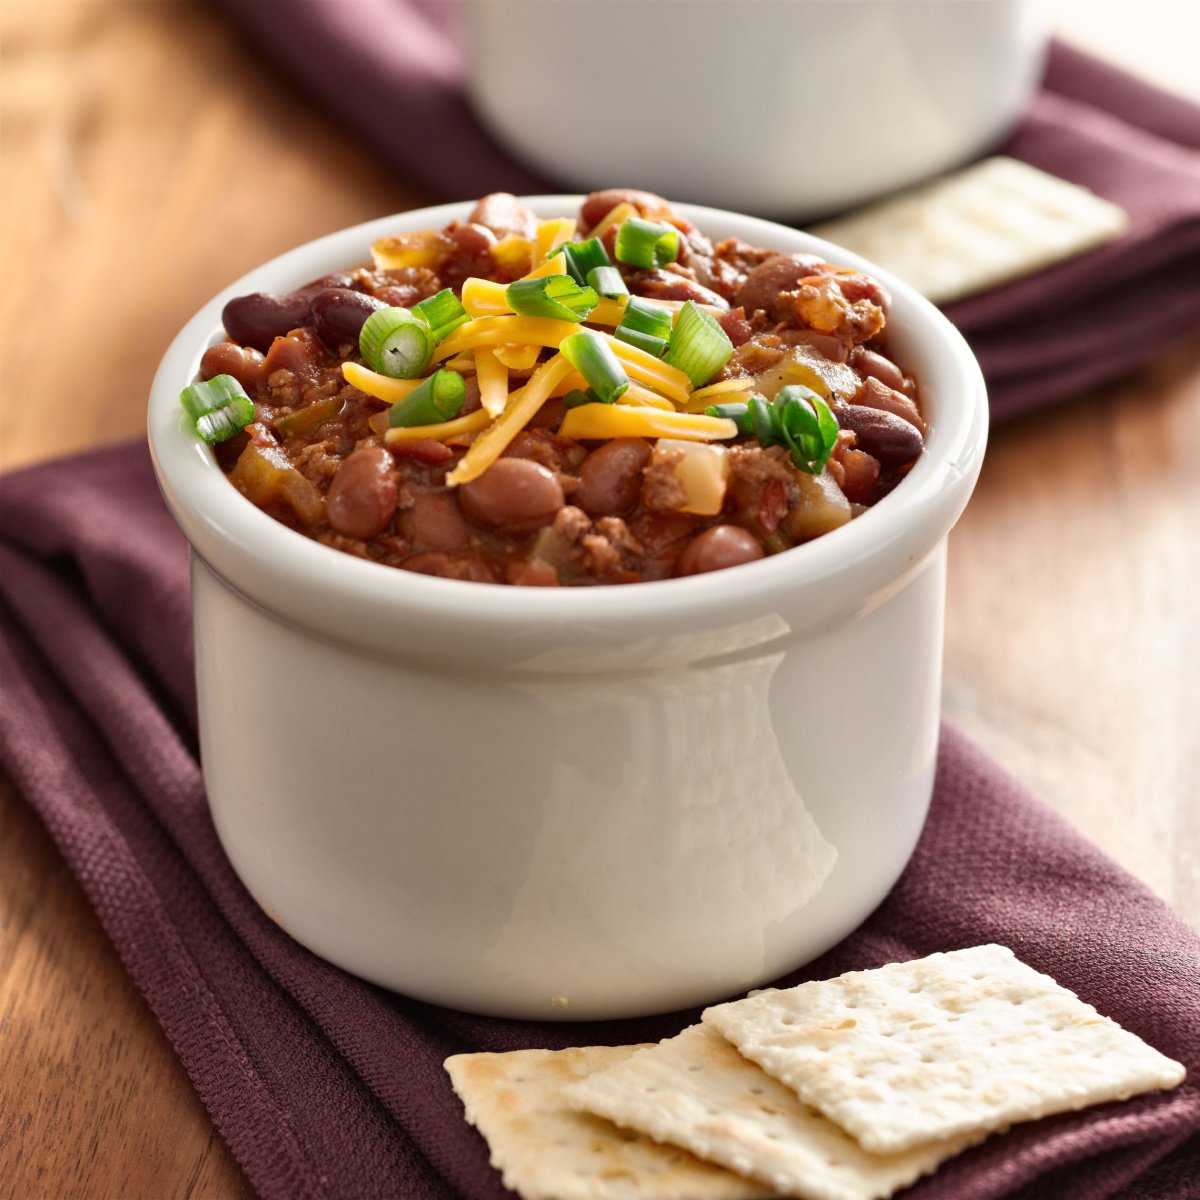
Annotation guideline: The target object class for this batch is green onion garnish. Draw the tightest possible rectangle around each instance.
[360,307,435,379]
[706,386,838,474]
[387,369,467,427]
[180,374,255,443]
[505,275,599,321]
[559,330,629,405]
[613,217,680,269]
[560,238,612,285]
[774,385,839,474]
[619,296,673,338]
[614,327,667,358]
[413,288,470,341]
[587,265,628,299]
[663,300,734,388]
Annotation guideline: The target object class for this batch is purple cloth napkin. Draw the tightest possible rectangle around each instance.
[1,441,1198,1199]
[211,0,1200,423]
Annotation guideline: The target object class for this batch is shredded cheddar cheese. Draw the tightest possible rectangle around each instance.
[370,231,443,271]
[533,218,577,266]
[602,333,692,405]
[683,376,756,412]
[384,408,491,444]
[462,277,511,318]
[494,343,541,372]
[475,347,509,418]
[588,202,637,240]
[523,251,569,280]
[558,407,738,442]
[342,361,423,405]
[447,355,574,486]
[435,315,584,360]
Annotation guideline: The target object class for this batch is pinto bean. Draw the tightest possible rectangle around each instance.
[467,193,536,240]
[264,328,324,378]
[326,446,397,539]
[852,375,924,432]
[401,553,498,583]
[850,346,906,392]
[573,439,652,518]
[581,188,674,230]
[200,342,267,392]
[837,404,924,466]
[447,221,497,256]
[458,458,565,533]
[397,491,474,552]
[735,253,827,314]
[309,288,385,350]
[676,525,765,576]
[629,268,728,308]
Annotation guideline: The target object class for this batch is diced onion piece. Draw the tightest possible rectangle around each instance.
[446,355,573,485]
[533,217,577,265]
[371,230,443,270]
[388,369,466,427]
[342,361,423,404]
[384,407,491,444]
[462,277,512,317]
[602,332,692,405]
[683,376,756,412]
[229,439,325,526]
[490,234,533,272]
[475,346,509,418]
[494,343,541,372]
[753,344,861,404]
[523,251,569,280]
[435,315,584,360]
[785,470,853,540]
[559,330,629,404]
[588,201,637,239]
[664,300,734,388]
[558,406,737,442]
[653,438,730,516]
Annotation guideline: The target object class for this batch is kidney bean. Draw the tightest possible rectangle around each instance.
[200,342,267,392]
[850,346,906,392]
[389,438,454,466]
[630,268,728,307]
[401,553,498,583]
[573,439,652,518]
[326,446,397,540]
[837,404,924,466]
[398,491,474,552]
[458,458,565,534]
[506,559,560,587]
[735,254,827,314]
[309,288,385,350]
[676,525,765,576]
[447,221,497,256]
[221,275,355,352]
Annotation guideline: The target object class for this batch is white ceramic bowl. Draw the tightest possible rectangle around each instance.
[464,0,1047,220]
[148,198,987,1020]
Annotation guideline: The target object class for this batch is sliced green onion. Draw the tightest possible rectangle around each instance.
[619,296,673,340]
[614,217,680,269]
[413,288,470,341]
[387,369,467,427]
[748,394,777,447]
[663,300,734,388]
[180,374,255,443]
[704,401,754,437]
[561,237,612,285]
[559,330,629,405]
[774,385,839,474]
[614,327,667,358]
[360,307,435,378]
[505,275,599,321]
[587,265,628,299]
[563,388,600,409]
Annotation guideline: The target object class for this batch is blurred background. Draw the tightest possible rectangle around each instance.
[1,1,1197,1196]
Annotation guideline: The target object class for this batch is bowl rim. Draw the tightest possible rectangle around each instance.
[148,196,988,641]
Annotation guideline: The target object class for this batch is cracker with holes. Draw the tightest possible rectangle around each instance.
[703,944,1185,1155]
[444,1043,771,1200]
[810,156,1129,305]
[565,1024,980,1200]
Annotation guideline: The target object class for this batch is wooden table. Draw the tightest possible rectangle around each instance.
[1,1,1196,1195]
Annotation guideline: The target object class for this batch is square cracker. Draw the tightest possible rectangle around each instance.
[810,156,1128,305]
[703,944,1186,1155]
[445,1043,770,1200]
[565,1024,979,1200]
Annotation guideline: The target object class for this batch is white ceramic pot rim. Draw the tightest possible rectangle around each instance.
[148,198,988,655]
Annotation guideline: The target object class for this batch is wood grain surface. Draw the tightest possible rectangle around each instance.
[1,1,1197,1197]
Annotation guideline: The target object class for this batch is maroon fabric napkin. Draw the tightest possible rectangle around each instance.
[212,0,1200,423]
[1,441,1198,1199]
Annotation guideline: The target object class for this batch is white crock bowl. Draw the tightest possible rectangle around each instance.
[148,198,987,1020]
[464,0,1047,220]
